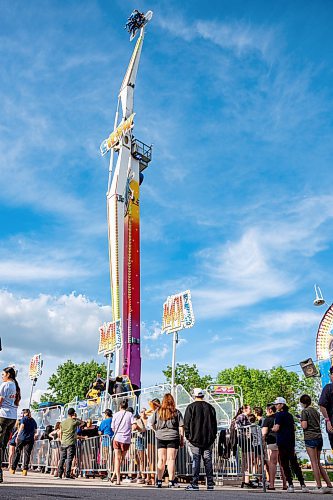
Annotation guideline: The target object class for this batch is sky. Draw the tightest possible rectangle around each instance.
[1,0,333,406]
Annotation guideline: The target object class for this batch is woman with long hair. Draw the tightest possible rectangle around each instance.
[49,421,61,476]
[151,393,184,488]
[0,366,21,483]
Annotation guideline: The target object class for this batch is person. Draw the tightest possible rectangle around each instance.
[261,404,287,491]
[99,409,113,438]
[56,407,83,480]
[49,422,61,476]
[125,9,145,37]
[253,407,264,427]
[78,418,98,439]
[0,366,21,483]
[111,400,135,485]
[184,388,217,491]
[145,399,160,485]
[132,408,148,484]
[234,405,255,488]
[151,393,184,489]
[11,408,37,476]
[300,394,332,493]
[319,366,333,450]
[272,397,308,493]
[36,424,54,472]
[7,420,20,470]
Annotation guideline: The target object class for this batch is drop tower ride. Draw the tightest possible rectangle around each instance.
[100,12,153,389]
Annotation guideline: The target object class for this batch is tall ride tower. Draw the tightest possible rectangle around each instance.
[100,12,153,389]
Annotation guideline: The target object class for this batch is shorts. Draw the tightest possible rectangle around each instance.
[267,443,278,451]
[113,440,130,452]
[156,438,180,450]
[304,437,323,450]
[136,436,146,451]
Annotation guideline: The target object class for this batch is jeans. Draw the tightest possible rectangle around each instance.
[58,444,76,478]
[13,439,34,470]
[278,445,305,486]
[189,443,214,486]
[0,417,16,468]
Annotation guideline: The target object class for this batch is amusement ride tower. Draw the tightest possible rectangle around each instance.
[100,12,153,389]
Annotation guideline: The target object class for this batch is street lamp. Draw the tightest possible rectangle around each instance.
[313,284,325,306]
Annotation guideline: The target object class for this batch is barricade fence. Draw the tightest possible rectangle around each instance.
[2,425,266,490]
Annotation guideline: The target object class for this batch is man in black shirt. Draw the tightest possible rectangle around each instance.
[319,366,333,449]
[184,388,217,491]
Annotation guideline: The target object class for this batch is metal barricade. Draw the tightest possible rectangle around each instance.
[30,439,50,468]
[47,440,61,472]
[236,424,266,490]
[77,435,111,475]
[31,406,63,428]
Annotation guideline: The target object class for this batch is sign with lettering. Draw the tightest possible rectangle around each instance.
[100,113,135,156]
[29,353,43,381]
[210,385,236,395]
[162,290,194,334]
[98,319,122,354]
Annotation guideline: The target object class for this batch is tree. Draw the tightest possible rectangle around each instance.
[40,359,107,404]
[216,365,321,415]
[163,363,213,394]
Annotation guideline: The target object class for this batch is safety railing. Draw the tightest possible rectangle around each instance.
[2,424,266,490]
[31,405,63,428]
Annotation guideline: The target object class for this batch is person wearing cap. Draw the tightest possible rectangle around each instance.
[184,388,217,491]
[319,366,333,450]
[272,397,308,493]
[56,407,84,480]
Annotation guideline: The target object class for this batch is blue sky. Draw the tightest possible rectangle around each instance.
[1,0,333,404]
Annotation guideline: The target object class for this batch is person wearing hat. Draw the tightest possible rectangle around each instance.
[272,397,308,493]
[319,366,333,450]
[184,388,217,491]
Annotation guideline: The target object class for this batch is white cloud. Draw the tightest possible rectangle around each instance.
[156,15,276,61]
[192,194,333,320]
[142,320,163,341]
[0,260,90,282]
[249,310,320,334]
[0,290,111,358]
[142,344,169,360]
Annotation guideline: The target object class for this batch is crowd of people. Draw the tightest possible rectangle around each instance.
[2,364,333,492]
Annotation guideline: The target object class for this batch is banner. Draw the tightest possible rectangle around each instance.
[100,113,135,156]
[98,319,122,354]
[162,290,195,334]
[29,353,43,381]
[209,385,236,395]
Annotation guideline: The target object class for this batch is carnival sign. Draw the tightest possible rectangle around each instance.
[100,113,135,156]
[210,385,236,396]
[29,353,43,381]
[98,319,122,354]
[162,290,195,334]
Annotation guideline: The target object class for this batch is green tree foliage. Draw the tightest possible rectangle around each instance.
[40,360,107,404]
[216,365,321,414]
[163,363,213,393]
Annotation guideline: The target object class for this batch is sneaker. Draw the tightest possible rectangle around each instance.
[301,485,309,493]
[123,477,132,483]
[207,484,214,490]
[65,476,75,480]
[287,485,295,493]
[156,480,162,488]
[323,487,333,493]
[0,469,3,483]
[54,476,62,480]
[22,470,27,476]
[185,484,199,490]
[309,487,326,494]
[9,468,15,475]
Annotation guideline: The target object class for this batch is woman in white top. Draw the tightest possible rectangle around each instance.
[0,366,21,483]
